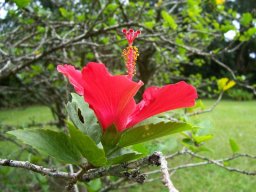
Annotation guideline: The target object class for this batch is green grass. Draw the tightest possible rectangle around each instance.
[173,100,256,192]
[0,105,54,126]
[0,101,255,192]
[129,100,256,192]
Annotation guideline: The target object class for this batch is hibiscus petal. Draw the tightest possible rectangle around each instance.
[57,64,85,95]
[127,81,197,127]
[82,62,143,131]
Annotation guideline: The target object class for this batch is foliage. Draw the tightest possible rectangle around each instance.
[67,93,102,143]
[8,128,82,164]
[227,88,254,100]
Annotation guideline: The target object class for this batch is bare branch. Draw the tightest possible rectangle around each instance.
[0,159,73,179]
[145,149,256,177]
[188,91,224,116]
[156,152,179,192]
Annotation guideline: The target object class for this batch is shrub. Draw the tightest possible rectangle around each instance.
[227,88,254,101]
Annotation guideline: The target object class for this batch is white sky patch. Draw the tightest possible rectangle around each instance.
[224,30,237,41]
[232,20,240,30]
[119,0,129,5]
[218,15,223,22]
[249,53,256,59]
[253,20,256,27]
[0,9,7,19]
[0,0,18,19]
[0,0,7,19]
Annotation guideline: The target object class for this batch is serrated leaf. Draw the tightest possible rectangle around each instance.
[132,143,151,156]
[67,93,102,143]
[8,129,81,164]
[161,10,177,30]
[107,148,143,165]
[118,119,194,147]
[229,138,240,153]
[68,122,107,166]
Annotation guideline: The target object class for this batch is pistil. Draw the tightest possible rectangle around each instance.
[122,28,141,79]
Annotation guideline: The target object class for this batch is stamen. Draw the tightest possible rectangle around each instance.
[122,46,139,79]
[122,28,141,79]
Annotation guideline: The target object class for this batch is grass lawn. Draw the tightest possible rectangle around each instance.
[0,100,255,192]
[129,100,256,192]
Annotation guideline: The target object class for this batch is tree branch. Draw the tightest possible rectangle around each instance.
[157,152,179,192]
[0,159,73,179]
[188,91,224,116]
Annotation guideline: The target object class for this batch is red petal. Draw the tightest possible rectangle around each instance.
[82,62,143,131]
[127,81,197,127]
[57,64,85,95]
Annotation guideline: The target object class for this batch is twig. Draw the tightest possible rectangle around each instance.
[145,149,256,176]
[211,56,236,79]
[0,159,73,179]
[66,163,94,191]
[68,164,79,192]
[91,44,103,63]
[188,91,224,116]
[185,149,256,176]
[157,152,179,192]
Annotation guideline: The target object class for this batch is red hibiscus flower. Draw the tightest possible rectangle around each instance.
[57,29,197,132]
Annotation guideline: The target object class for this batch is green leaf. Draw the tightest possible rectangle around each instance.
[118,118,194,147]
[86,179,102,192]
[187,99,205,113]
[229,138,240,153]
[86,53,95,60]
[193,134,213,144]
[131,143,151,156]
[105,3,118,12]
[161,10,177,30]
[101,125,121,156]
[144,21,155,29]
[240,27,256,41]
[13,0,31,8]
[240,13,252,27]
[67,122,107,167]
[67,93,102,143]
[107,148,143,165]
[8,129,81,164]
[59,8,69,18]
